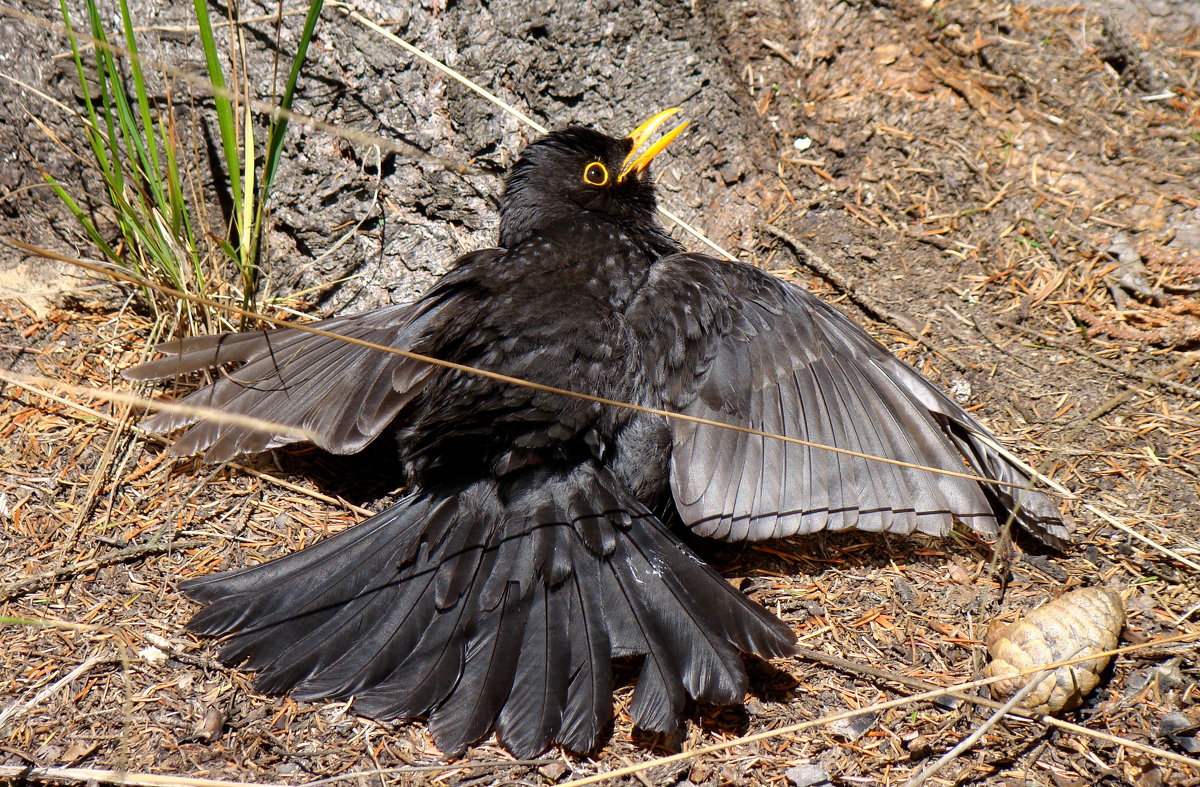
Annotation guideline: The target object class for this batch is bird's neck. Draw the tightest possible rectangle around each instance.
[499,209,677,258]
[502,214,673,309]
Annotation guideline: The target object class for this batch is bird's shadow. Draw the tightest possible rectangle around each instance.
[238,434,413,511]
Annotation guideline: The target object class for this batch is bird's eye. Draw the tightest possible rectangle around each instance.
[582,161,610,187]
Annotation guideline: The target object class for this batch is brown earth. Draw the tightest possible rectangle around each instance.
[1,0,1198,785]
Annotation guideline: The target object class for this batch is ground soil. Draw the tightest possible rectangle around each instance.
[1,0,1198,785]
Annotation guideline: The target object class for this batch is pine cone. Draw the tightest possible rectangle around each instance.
[983,587,1125,715]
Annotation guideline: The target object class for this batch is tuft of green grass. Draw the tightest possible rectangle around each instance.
[48,0,324,334]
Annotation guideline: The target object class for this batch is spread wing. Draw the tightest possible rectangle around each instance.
[629,253,1069,547]
[123,249,504,462]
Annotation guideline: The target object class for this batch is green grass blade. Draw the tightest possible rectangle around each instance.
[118,0,167,209]
[83,0,126,198]
[261,0,323,194]
[193,0,242,209]
[59,0,110,174]
[40,173,120,264]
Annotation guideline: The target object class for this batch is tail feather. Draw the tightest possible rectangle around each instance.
[429,584,530,755]
[557,545,615,752]
[615,518,747,705]
[497,583,571,757]
[184,498,448,673]
[261,546,445,697]
[602,552,688,732]
[180,464,796,755]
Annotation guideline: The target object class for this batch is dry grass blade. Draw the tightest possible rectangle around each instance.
[2,364,375,518]
[902,666,1054,787]
[4,236,1059,493]
[329,1,547,135]
[556,631,1200,787]
[330,1,739,262]
[1087,506,1200,573]
[0,759,559,787]
[972,428,1199,572]
[0,369,320,446]
[0,654,109,729]
[0,766,284,787]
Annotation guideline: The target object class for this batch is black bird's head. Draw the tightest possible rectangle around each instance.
[498,109,688,248]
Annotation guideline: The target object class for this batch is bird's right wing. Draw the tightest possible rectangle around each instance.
[628,253,1069,547]
[124,248,504,462]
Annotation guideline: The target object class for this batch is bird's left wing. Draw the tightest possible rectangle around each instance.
[124,248,505,462]
[628,253,1069,547]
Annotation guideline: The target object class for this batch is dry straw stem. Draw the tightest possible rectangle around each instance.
[555,631,1200,787]
[0,760,559,787]
[0,767,288,787]
[0,653,110,730]
[2,635,1189,787]
[6,237,1054,494]
[983,426,1200,573]
[0,362,375,519]
[330,0,739,262]
[2,638,1190,782]
[0,369,320,446]
[902,666,1054,787]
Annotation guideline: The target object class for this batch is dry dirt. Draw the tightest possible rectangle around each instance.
[1,0,1199,785]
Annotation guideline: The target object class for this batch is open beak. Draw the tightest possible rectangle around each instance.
[617,108,690,182]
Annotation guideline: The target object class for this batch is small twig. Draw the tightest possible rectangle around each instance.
[1000,319,1200,401]
[558,631,1200,787]
[902,667,1052,787]
[0,654,110,729]
[760,38,797,66]
[763,222,970,372]
[793,645,1022,717]
[763,222,912,330]
[304,759,558,784]
[0,540,201,603]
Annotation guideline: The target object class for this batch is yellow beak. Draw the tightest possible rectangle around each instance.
[617,108,690,182]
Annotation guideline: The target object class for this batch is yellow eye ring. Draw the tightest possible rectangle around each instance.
[583,161,609,186]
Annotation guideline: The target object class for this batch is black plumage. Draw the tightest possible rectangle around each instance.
[126,115,1070,757]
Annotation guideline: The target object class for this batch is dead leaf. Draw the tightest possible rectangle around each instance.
[61,741,98,763]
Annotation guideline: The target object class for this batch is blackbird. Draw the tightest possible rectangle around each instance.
[126,109,1070,757]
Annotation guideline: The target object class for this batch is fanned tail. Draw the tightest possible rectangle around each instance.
[182,464,795,757]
